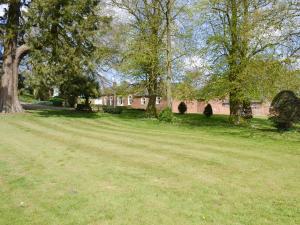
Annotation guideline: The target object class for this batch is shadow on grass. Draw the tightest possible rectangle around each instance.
[174,113,300,142]
[175,113,234,128]
[29,109,102,119]
[27,108,300,141]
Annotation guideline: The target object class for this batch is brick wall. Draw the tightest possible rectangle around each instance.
[94,95,270,116]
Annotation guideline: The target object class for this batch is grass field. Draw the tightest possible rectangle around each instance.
[0,109,299,225]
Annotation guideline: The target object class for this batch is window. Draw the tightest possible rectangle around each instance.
[117,96,123,106]
[141,97,146,105]
[128,95,133,105]
[104,97,107,105]
[156,97,161,105]
[109,96,113,106]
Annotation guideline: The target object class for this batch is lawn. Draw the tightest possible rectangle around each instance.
[0,109,299,225]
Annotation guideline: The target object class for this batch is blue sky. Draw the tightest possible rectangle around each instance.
[0,4,7,16]
[0,4,6,61]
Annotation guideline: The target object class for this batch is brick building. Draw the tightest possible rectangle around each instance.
[92,95,270,116]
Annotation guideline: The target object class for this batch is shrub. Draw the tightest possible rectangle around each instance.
[269,90,300,130]
[158,107,174,122]
[178,102,187,114]
[49,97,64,107]
[241,101,253,120]
[102,106,123,114]
[203,104,213,117]
[76,104,92,112]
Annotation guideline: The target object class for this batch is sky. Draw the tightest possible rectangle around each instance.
[0,4,7,16]
[0,4,6,59]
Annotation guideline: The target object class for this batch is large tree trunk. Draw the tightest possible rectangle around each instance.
[0,1,29,113]
[145,3,160,118]
[229,91,242,124]
[0,53,23,113]
[146,94,157,117]
[0,45,29,113]
[228,0,242,124]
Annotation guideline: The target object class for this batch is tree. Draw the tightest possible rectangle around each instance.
[0,1,30,113]
[269,90,300,130]
[198,0,295,124]
[166,0,174,108]
[203,103,213,117]
[178,101,187,114]
[60,75,100,107]
[0,0,110,113]
[111,0,165,117]
[111,0,187,117]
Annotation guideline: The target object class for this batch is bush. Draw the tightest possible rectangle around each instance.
[203,104,213,117]
[49,97,64,107]
[158,107,174,122]
[76,104,92,112]
[178,102,187,114]
[102,106,123,114]
[241,101,253,120]
[269,90,300,130]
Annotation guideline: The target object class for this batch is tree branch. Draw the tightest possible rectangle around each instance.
[16,44,30,65]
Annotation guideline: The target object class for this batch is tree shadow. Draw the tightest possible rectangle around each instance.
[28,109,102,119]
[26,108,300,140]
[175,113,236,128]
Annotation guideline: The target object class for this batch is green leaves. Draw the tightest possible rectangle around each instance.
[25,0,112,97]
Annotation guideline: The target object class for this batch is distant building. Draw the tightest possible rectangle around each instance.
[52,87,60,97]
[92,94,270,116]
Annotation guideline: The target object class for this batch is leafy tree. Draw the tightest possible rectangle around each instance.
[112,0,165,117]
[178,102,187,114]
[269,90,300,130]
[0,1,30,112]
[203,104,213,117]
[111,0,188,117]
[165,0,174,108]
[60,75,100,107]
[241,100,252,120]
[197,0,298,124]
[0,0,110,113]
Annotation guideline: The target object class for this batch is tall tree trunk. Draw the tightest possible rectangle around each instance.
[0,51,22,113]
[0,1,29,113]
[166,0,173,108]
[145,1,160,118]
[229,91,242,123]
[228,0,241,124]
[146,94,157,117]
[146,71,158,118]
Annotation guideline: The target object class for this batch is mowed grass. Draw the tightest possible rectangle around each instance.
[0,109,299,225]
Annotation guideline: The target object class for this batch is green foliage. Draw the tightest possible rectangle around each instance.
[103,106,123,114]
[49,97,64,107]
[19,93,38,104]
[60,75,100,107]
[241,101,253,120]
[174,71,203,100]
[197,0,300,121]
[113,0,166,117]
[203,104,213,117]
[24,0,112,104]
[269,90,300,130]
[239,59,300,101]
[178,102,187,114]
[158,107,175,122]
